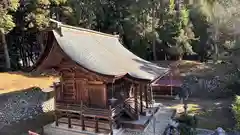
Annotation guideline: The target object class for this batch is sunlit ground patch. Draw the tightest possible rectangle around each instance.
[166,103,202,114]
[0,72,58,94]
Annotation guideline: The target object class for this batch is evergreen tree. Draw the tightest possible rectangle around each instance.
[0,0,19,69]
[156,0,196,60]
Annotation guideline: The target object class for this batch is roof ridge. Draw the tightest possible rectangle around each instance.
[50,19,119,38]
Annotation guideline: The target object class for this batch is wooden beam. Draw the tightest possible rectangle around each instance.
[88,81,104,85]
[124,77,150,84]
[124,77,139,84]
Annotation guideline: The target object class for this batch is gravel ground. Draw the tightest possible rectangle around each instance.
[0,88,54,131]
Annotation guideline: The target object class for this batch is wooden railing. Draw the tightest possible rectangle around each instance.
[111,104,123,118]
[125,97,147,111]
[55,102,114,134]
[123,101,138,120]
[54,97,152,134]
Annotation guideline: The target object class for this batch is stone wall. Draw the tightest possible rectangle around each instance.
[182,69,239,98]
[0,88,54,130]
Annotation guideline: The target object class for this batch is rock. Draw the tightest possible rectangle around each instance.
[211,127,226,135]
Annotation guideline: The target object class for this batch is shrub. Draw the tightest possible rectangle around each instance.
[176,114,198,127]
[225,81,240,96]
[175,114,198,135]
[232,95,240,130]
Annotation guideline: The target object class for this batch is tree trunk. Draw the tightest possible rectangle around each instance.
[0,28,11,69]
[37,32,44,52]
[152,0,157,61]
[178,55,182,60]
[214,29,219,62]
[214,42,218,62]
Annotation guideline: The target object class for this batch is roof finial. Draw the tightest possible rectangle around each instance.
[49,19,63,36]
[49,19,62,28]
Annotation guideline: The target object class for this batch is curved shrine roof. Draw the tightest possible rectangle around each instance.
[35,24,169,81]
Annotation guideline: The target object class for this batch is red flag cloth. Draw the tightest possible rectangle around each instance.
[28,131,40,135]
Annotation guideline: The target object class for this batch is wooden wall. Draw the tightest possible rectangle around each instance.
[50,42,110,108]
[88,84,107,108]
[55,66,108,108]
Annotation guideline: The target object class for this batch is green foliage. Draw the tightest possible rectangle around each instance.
[1,0,240,69]
[8,0,19,11]
[50,0,67,5]
[0,0,19,33]
[0,12,15,33]
[176,114,198,135]
[177,114,198,127]
[23,0,70,31]
[156,1,196,57]
[232,95,240,130]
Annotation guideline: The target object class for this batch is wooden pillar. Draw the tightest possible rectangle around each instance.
[104,85,107,107]
[68,113,72,128]
[109,119,113,135]
[109,106,113,135]
[95,118,99,133]
[73,71,77,102]
[54,83,59,127]
[134,84,139,115]
[53,83,57,110]
[81,115,85,130]
[140,84,143,113]
[60,75,64,100]
[55,111,58,126]
[145,84,149,108]
[81,101,85,131]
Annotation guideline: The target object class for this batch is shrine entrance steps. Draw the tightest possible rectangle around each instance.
[118,106,159,130]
